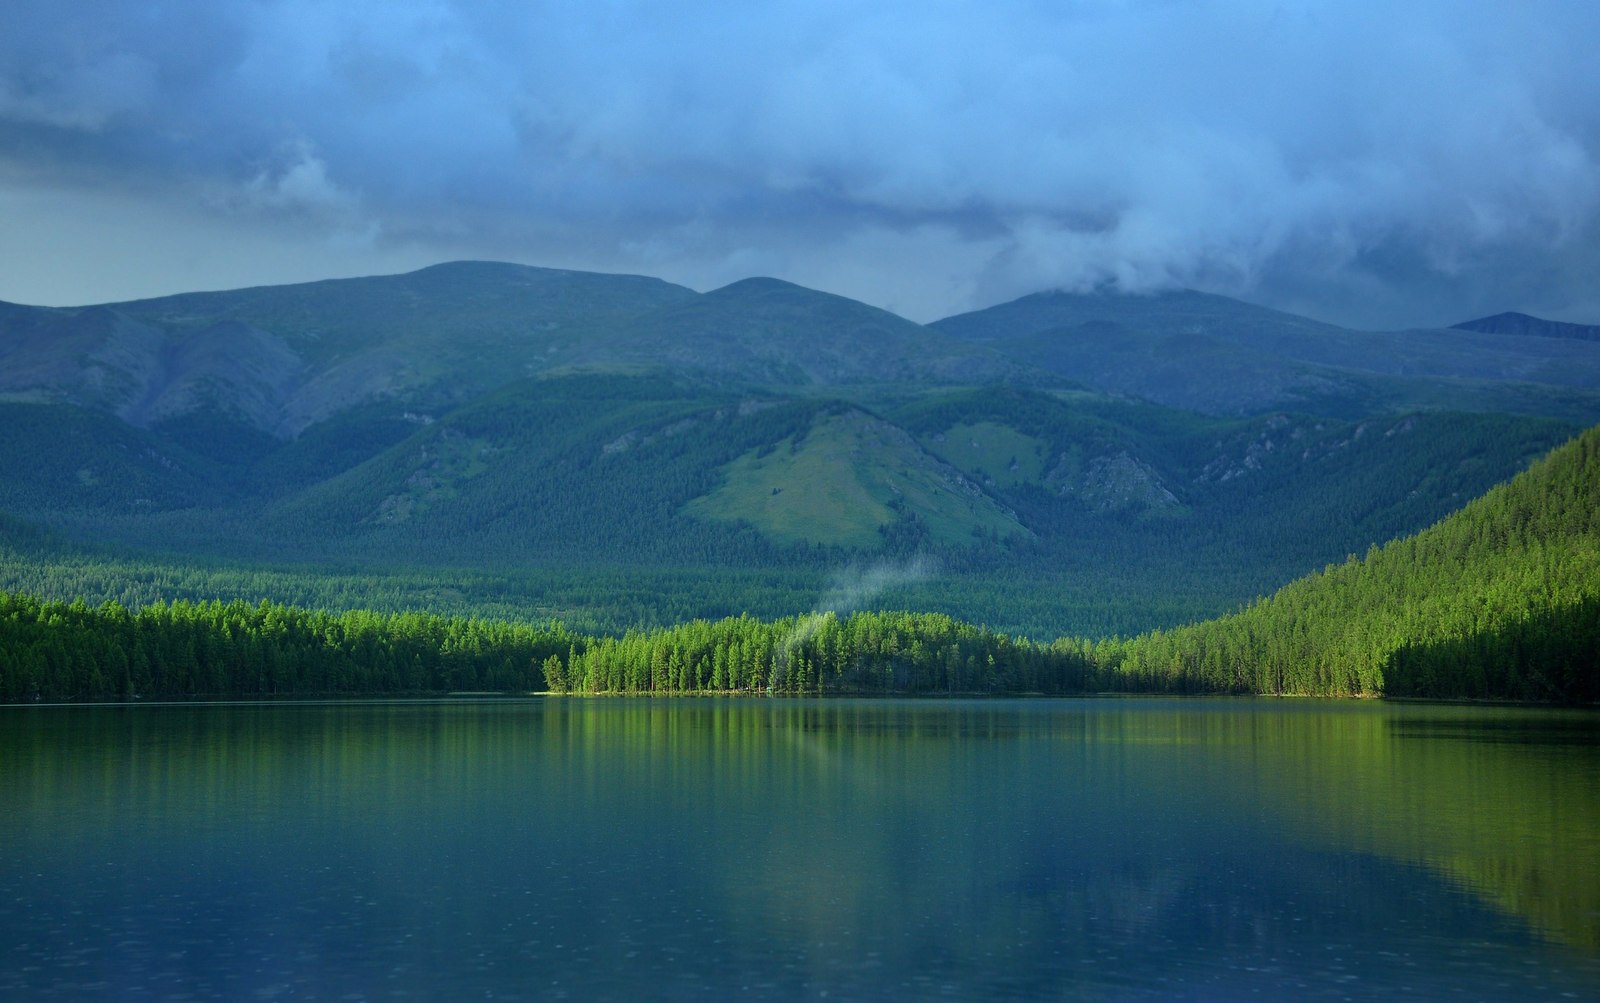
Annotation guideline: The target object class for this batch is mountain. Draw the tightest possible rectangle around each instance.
[0,261,699,437]
[577,277,1027,386]
[933,289,1600,420]
[0,262,1592,637]
[8,265,1599,435]
[0,264,1021,443]
[1452,311,1600,342]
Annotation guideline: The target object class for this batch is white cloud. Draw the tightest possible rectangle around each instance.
[242,145,356,214]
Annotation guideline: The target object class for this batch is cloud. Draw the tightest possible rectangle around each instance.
[0,51,159,131]
[223,143,355,215]
[1,0,1598,325]
[815,557,936,616]
[777,556,937,669]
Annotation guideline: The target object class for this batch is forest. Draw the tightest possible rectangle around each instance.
[1093,422,1600,702]
[0,594,574,702]
[3,423,1596,704]
[0,593,1093,702]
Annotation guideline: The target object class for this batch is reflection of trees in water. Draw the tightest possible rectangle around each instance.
[1242,703,1600,952]
[5,697,1595,982]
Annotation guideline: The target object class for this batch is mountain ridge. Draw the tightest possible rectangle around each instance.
[1452,311,1600,343]
[933,288,1600,419]
[7,262,1600,434]
[2,261,1594,637]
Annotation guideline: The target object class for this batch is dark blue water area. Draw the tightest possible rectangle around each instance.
[2,698,1597,1000]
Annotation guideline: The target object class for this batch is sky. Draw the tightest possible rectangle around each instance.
[1,1,1597,329]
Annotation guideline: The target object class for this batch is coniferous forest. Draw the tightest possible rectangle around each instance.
[5,424,1597,703]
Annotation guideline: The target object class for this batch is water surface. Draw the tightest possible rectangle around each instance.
[2,698,1597,999]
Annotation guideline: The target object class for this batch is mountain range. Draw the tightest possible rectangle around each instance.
[1,261,1595,637]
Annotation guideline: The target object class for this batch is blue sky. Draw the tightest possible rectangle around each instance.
[1,0,1596,327]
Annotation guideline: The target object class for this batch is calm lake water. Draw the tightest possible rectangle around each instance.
[2,697,1598,1000]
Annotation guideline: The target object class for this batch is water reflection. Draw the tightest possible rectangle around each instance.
[1,698,1596,999]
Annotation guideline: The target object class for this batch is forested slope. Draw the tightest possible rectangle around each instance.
[1103,425,1600,701]
[4,426,1595,703]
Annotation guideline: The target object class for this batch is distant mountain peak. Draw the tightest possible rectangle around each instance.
[1451,312,1600,342]
[930,287,1600,419]
[705,276,869,306]
[711,276,806,293]
[403,259,560,279]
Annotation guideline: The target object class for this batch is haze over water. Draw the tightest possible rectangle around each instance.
[3,698,1597,999]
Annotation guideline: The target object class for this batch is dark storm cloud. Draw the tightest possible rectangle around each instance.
[2,0,1597,325]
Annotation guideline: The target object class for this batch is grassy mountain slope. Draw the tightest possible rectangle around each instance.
[244,373,806,566]
[1108,424,1600,701]
[684,406,1027,547]
[888,386,1572,567]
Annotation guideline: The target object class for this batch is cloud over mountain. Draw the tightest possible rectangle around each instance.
[1,1,1597,326]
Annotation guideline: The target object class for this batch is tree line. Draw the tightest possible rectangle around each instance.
[0,593,1100,702]
[0,594,572,702]
[1,583,1592,703]
[546,610,1098,696]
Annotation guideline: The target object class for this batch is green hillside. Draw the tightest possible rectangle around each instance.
[684,407,1028,547]
[1104,424,1600,701]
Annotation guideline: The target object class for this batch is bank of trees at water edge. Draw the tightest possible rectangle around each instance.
[0,595,572,701]
[0,595,1098,701]
[2,590,1594,703]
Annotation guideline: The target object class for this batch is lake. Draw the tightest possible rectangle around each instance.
[2,697,1597,1000]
